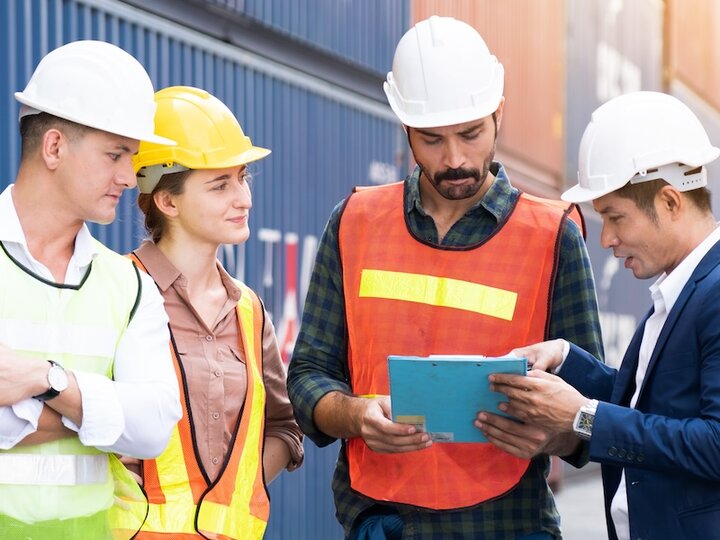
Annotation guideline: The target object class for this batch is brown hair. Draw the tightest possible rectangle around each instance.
[137,170,191,243]
[614,178,712,223]
[19,112,90,159]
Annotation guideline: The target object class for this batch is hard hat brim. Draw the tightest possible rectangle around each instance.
[15,92,177,146]
[561,183,616,203]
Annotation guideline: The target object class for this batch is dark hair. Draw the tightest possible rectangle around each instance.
[137,170,191,243]
[19,112,90,159]
[614,177,712,223]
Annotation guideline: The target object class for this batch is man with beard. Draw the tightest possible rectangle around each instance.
[287,16,603,540]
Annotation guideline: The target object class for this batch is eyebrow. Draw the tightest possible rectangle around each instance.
[205,174,231,184]
[415,121,485,138]
[115,144,132,153]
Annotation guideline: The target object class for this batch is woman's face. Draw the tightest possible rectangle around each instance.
[169,164,253,246]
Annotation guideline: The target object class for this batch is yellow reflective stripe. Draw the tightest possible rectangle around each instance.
[117,426,196,534]
[197,499,267,537]
[141,425,197,533]
[196,286,267,537]
[359,269,517,321]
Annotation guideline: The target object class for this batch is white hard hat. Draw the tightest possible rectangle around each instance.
[383,16,504,128]
[563,91,720,203]
[15,40,175,145]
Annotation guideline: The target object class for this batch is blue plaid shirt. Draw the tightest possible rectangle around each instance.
[288,163,604,539]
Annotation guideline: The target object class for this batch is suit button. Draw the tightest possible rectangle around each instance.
[637,454,645,463]
[609,447,618,457]
[618,449,627,459]
[627,452,635,461]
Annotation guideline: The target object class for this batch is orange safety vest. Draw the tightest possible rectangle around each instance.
[338,181,583,510]
[128,254,269,539]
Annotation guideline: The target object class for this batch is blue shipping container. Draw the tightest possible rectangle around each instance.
[0,0,407,538]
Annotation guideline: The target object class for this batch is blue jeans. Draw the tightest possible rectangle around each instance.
[348,515,554,540]
[349,513,403,540]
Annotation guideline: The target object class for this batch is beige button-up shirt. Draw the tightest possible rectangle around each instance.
[134,241,303,482]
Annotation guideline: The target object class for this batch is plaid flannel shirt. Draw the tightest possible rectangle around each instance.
[288,163,604,539]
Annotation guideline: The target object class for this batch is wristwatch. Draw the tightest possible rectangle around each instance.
[33,360,69,401]
[572,399,598,440]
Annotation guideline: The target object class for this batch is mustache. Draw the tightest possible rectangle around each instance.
[434,167,481,183]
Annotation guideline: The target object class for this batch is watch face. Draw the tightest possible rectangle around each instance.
[578,411,594,433]
[48,364,69,392]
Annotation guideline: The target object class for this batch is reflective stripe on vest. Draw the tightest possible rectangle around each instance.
[0,454,108,485]
[339,182,578,509]
[128,253,269,539]
[0,241,146,538]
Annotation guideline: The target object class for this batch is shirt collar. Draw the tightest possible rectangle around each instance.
[651,224,720,314]
[405,162,517,221]
[133,239,242,302]
[0,184,98,267]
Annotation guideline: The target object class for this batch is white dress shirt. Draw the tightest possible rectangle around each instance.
[0,185,181,458]
[610,224,720,540]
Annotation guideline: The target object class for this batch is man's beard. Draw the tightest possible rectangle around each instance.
[419,147,495,201]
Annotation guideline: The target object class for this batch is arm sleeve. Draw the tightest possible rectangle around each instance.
[549,217,605,362]
[287,203,352,447]
[587,290,720,480]
[559,343,617,401]
[0,400,43,449]
[68,272,182,458]
[262,312,304,470]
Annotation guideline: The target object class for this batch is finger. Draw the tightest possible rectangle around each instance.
[526,369,560,382]
[475,418,534,458]
[475,414,549,456]
[490,373,527,386]
[491,383,534,404]
[366,432,432,453]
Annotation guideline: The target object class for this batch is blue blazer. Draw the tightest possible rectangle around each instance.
[561,241,720,540]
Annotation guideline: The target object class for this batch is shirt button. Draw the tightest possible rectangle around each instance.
[214,370,222,377]
[212,457,219,465]
[205,335,214,341]
[212,412,220,420]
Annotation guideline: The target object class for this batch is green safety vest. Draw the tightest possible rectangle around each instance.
[0,240,148,539]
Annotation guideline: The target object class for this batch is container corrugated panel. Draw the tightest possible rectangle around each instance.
[202,0,409,74]
[666,0,720,112]
[410,0,566,195]
[566,0,663,188]
[1,1,405,538]
[670,80,720,227]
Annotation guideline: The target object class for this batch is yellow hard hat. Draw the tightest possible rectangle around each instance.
[134,86,270,193]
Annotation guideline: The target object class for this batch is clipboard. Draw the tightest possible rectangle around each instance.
[388,354,527,443]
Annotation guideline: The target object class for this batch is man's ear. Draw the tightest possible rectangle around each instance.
[494,97,505,133]
[657,185,683,219]
[153,190,179,218]
[41,129,65,170]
